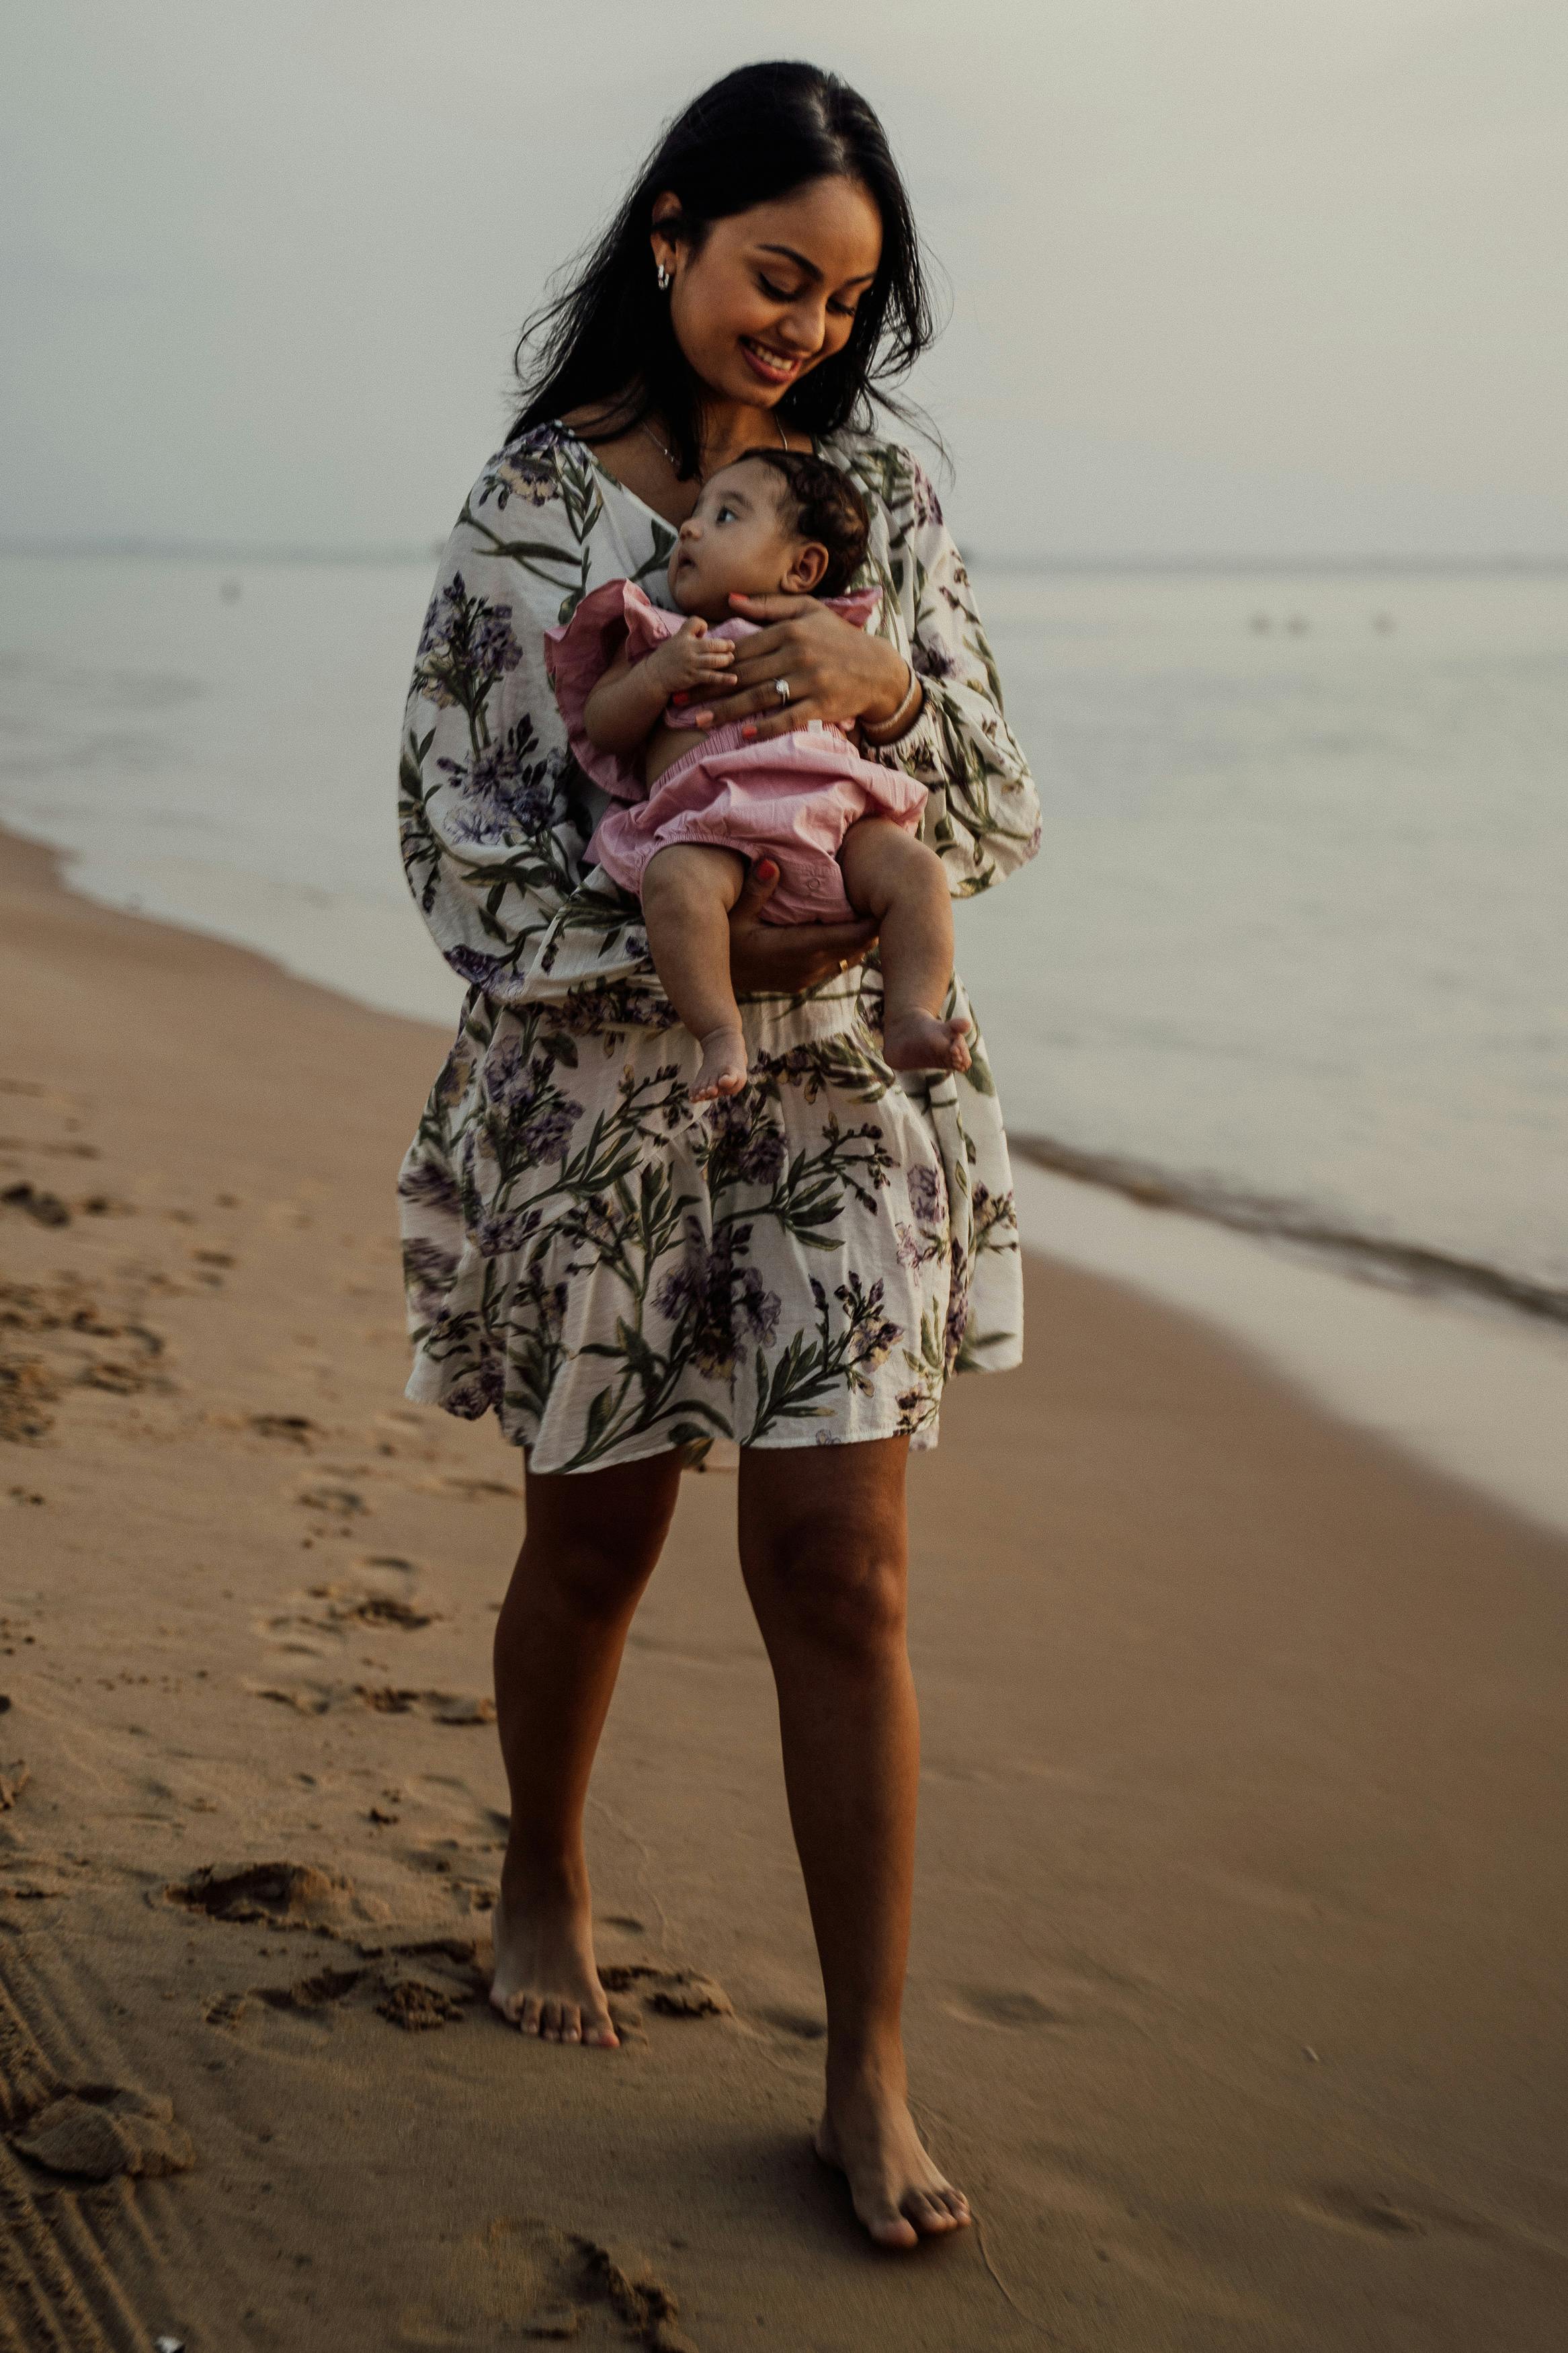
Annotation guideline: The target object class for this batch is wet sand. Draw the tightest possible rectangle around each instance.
[2,826,1565,2351]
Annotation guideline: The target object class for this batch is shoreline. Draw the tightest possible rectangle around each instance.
[3,824,1566,2348]
[10,820,1565,1540]
[1011,1161,1568,1544]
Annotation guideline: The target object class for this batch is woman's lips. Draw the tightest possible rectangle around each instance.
[740,337,802,387]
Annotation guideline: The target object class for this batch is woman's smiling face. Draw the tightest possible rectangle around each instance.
[653,176,882,411]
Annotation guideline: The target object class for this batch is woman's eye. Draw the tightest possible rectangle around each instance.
[757,276,799,303]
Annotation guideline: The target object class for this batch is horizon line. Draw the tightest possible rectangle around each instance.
[3,535,1567,576]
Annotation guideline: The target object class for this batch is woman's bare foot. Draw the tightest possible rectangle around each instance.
[690,1026,749,1101]
[814,2070,971,2250]
[882,1011,972,1075]
[489,1880,619,2048]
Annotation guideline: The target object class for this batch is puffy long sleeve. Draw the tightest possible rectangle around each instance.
[839,441,1041,897]
[397,430,675,1016]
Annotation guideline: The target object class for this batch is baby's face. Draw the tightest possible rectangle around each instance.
[668,461,804,621]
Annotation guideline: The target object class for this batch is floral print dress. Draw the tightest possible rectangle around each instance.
[397,423,1040,1474]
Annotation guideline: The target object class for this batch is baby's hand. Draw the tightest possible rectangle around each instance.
[651,616,735,702]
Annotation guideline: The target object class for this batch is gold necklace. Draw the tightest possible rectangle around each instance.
[640,408,790,483]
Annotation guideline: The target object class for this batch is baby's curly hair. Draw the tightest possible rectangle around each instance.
[738,449,870,598]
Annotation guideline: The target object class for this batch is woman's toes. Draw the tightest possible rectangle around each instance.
[517,1994,544,2037]
[936,2188,971,2225]
[560,2007,582,2044]
[868,2210,920,2250]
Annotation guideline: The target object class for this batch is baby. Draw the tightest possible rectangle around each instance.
[544,449,971,1101]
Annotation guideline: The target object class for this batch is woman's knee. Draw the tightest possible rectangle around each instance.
[515,1458,679,1620]
[747,1509,908,1661]
[520,1526,659,1623]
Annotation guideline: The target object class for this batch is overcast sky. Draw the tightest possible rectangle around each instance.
[5,0,1565,559]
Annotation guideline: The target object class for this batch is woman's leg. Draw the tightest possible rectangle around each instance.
[838,820,971,1074]
[491,1447,685,2044]
[641,842,749,1099]
[737,1435,971,2248]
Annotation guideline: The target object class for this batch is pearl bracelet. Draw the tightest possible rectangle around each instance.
[859,662,924,746]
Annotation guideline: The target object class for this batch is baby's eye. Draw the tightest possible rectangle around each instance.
[714,502,739,524]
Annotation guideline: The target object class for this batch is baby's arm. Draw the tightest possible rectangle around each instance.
[582,620,735,756]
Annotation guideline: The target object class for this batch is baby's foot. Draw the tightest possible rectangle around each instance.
[691,1027,749,1101]
[882,1011,972,1075]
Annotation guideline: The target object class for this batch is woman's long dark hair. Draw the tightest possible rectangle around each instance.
[511,61,936,477]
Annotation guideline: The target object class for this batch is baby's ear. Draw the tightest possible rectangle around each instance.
[784,541,829,595]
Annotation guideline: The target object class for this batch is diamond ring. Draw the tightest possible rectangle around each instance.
[775,678,791,705]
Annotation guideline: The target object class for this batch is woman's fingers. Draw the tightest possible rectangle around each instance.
[727,592,815,623]
[729,856,782,919]
[720,620,804,678]
[727,859,876,993]
[750,920,877,981]
[788,918,877,967]
[737,705,839,744]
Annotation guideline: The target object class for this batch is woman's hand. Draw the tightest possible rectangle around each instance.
[690,593,911,744]
[727,860,876,995]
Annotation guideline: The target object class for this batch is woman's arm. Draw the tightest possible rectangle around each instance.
[865,452,1040,896]
[399,435,632,1001]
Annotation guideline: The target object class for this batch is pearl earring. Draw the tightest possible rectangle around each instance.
[655,263,671,292]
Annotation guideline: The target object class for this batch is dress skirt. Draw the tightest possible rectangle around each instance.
[398,971,1022,1474]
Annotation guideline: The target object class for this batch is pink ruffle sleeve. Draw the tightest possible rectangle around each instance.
[543,580,687,802]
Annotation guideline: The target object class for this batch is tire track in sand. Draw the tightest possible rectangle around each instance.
[0,1930,235,2350]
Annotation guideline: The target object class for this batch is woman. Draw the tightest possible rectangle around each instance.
[398,61,1039,2251]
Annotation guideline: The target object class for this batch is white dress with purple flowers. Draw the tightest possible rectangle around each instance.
[397,424,1040,1472]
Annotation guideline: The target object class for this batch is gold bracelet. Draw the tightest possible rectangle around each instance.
[860,662,924,746]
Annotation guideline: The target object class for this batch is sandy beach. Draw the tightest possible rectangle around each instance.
[3,824,1566,2352]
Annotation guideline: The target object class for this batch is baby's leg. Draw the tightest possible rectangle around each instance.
[838,820,971,1074]
[641,842,751,1099]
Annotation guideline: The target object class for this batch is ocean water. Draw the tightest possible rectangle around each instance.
[1,549,1565,1304]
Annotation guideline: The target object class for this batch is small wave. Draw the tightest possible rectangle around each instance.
[1010,1133,1568,1328]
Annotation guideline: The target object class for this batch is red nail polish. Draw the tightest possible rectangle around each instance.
[741,723,757,742]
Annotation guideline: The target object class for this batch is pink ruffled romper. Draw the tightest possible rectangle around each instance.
[544,580,928,925]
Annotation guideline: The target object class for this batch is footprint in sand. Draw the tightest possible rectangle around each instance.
[412,1474,523,1506]
[261,1558,438,1653]
[251,1411,318,1448]
[296,1483,369,1521]
[757,2005,827,2042]
[218,1940,486,2038]
[397,2216,693,2352]
[597,1962,731,2020]
[1306,2182,1499,2242]
[950,1987,1068,2029]
[247,1681,493,1724]
[163,1858,386,1933]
